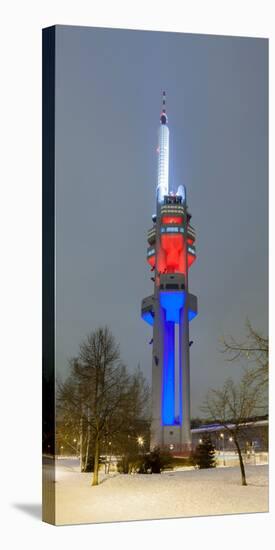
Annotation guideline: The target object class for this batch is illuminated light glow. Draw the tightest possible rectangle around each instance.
[142,311,154,326]
[147,254,155,267]
[188,309,197,321]
[156,123,169,203]
[160,291,185,323]
[160,233,185,273]
[161,291,195,426]
[143,294,197,326]
[162,216,182,224]
[161,226,184,234]
[166,227,179,233]
[187,252,196,268]
[162,320,175,425]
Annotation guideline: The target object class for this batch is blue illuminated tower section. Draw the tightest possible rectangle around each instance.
[141,93,198,453]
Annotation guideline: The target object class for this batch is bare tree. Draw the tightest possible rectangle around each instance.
[221,319,268,389]
[202,372,261,485]
[112,366,151,472]
[75,327,131,486]
[57,328,128,485]
[56,365,86,467]
[57,328,151,485]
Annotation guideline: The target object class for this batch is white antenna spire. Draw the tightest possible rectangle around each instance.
[157,91,169,202]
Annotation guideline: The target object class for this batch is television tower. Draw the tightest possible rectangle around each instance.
[141,92,198,454]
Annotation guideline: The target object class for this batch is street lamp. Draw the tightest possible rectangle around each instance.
[220,433,225,466]
[108,441,112,473]
[137,436,144,447]
[199,438,202,444]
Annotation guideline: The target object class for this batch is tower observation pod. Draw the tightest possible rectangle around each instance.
[141,92,198,455]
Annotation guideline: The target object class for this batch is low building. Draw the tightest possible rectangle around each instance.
[191,416,268,453]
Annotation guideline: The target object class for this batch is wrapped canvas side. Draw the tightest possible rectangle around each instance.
[42,25,56,525]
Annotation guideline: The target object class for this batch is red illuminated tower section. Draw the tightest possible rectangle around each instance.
[142,93,198,454]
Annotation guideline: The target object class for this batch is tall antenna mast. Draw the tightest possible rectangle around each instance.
[157,91,169,201]
[162,90,166,112]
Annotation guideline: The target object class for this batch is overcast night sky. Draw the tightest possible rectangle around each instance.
[55,26,268,416]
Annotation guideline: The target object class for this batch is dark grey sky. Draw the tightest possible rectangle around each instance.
[55,26,268,416]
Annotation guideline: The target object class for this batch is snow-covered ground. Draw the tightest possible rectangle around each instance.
[54,459,268,525]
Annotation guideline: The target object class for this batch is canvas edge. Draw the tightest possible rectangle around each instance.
[42,25,56,526]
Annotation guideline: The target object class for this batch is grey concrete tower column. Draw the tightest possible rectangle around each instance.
[151,201,164,448]
[179,203,192,448]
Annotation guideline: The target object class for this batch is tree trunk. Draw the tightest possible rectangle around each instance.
[84,431,91,472]
[234,438,247,486]
[79,415,84,472]
[92,433,100,486]
[84,407,91,472]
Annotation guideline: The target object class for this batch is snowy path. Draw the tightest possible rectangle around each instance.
[54,460,268,525]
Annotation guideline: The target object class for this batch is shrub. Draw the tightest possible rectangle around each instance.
[171,455,195,468]
[82,455,95,472]
[117,452,143,474]
[117,447,173,474]
[146,447,173,473]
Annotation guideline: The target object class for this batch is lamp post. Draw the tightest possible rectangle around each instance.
[137,436,144,447]
[73,438,77,458]
[137,436,144,456]
[108,441,112,473]
[220,433,225,466]
[228,436,233,466]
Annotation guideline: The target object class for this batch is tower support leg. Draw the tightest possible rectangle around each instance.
[179,302,192,450]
